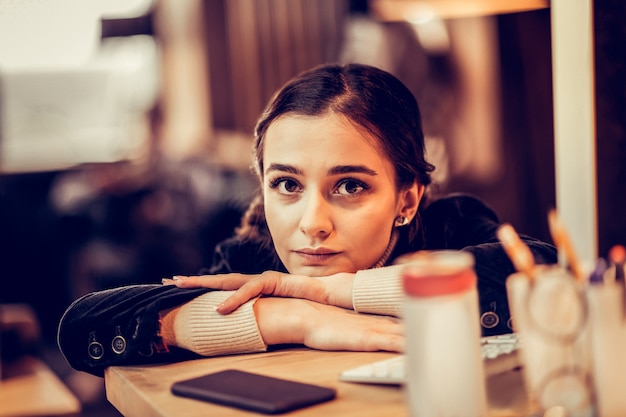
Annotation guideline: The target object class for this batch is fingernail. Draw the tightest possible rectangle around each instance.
[162,278,174,285]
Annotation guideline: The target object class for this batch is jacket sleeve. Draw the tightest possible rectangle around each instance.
[421,194,558,336]
[57,284,212,376]
[58,237,285,377]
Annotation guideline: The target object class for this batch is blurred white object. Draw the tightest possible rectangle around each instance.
[0,0,158,173]
[401,251,488,417]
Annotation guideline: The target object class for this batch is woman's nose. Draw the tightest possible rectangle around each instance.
[298,192,333,238]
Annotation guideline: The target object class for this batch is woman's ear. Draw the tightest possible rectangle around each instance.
[398,182,425,223]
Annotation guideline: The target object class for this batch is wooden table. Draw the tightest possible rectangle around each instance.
[105,347,531,417]
[0,356,81,417]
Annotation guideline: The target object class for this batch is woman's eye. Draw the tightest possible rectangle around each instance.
[335,179,367,196]
[270,178,302,194]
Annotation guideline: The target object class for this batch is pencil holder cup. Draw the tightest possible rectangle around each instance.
[586,283,626,417]
[506,266,594,417]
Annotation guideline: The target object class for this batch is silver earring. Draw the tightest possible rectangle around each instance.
[395,216,409,227]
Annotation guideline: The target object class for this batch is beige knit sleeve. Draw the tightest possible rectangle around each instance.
[171,291,267,357]
[352,264,405,317]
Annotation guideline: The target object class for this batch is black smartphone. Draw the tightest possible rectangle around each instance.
[171,369,336,414]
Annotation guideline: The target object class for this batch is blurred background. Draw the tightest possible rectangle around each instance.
[0,0,623,416]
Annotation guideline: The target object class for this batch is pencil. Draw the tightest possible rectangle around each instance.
[496,223,537,282]
[608,244,626,282]
[547,209,585,282]
[608,244,626,320]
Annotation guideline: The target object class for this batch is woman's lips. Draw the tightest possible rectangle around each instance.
[294,249,340,264]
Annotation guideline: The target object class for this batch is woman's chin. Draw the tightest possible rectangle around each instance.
[288,264,356,277]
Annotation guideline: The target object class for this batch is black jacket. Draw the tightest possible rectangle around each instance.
[57,194,556,376]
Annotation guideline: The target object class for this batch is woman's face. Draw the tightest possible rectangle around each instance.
[262,112,421,276]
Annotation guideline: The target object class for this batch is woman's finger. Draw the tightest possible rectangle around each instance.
[216,278,277,314]
[217,272,328,314]
[170,274,256,290]
[164,271,331,314]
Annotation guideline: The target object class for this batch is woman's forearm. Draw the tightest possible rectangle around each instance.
[352,265,404,316]
[170,268,405,317]
[160,291,267,356]
[162,296,404,353]
[254,297,404,352]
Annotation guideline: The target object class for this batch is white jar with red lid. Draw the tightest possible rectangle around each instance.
[399,250,487,417]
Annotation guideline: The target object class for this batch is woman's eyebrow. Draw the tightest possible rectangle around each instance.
[265,163,302,175]
[265,163,377,177]
[328,165,378,176]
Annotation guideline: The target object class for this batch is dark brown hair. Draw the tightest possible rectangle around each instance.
[238,63,434,245]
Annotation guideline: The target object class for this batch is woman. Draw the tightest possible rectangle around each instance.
[58,63,556,377]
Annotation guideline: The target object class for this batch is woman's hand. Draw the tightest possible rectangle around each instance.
[254,297,404,353]
[163,271,355,314]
